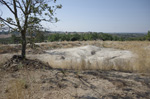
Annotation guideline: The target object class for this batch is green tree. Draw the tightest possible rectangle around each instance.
[48,33,60,41]
[146,31,150,41]
[35,32,44,42]
[27,17,43,48]
[0,0,62,58]
[11,34,16,43]
[70,33,80,41]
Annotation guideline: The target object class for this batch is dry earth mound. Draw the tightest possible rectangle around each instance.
[1,55,52,72]
[36,45,135,70]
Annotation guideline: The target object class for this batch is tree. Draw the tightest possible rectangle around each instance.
[146,31,150,41]
[0,0,62,58]
[27,17,43,48]
[11,34,16,43]
[35,31,44,42]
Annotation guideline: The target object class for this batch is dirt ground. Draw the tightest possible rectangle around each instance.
[0,41,150,99]
[0,69,150,99]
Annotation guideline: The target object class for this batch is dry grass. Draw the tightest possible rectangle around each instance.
[6,79,29,99]
[85,41,150,73]
[0,41,150,99]
[133,48,150,73]
[42,41,150,73]
[1,41,150,73]
[0,45,21,54]
[0,54,14,67]
[4,70,40,99]
[99,41,150,73]
[47,57,133,73]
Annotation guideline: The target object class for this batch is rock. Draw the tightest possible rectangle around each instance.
[91,50,96,55]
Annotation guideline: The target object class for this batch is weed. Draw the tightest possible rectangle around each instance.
[17,63,23,69]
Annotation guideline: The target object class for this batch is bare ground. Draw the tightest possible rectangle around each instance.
[0,41,150,99]
[0,68,150,99]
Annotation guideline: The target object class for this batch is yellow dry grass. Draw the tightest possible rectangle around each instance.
[4,70,40,99]
[0,41,150,73]
[0,41,150,99]
[44,41,150,73]
[99,41,150,73]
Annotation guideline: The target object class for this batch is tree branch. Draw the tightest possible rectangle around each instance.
[1,0,15,14]
[0,17,18,26]
[21,0,26,9]
[16,1,25,14]
[13,0,22,31]
[23,0,32,31]
[2,21,16,31]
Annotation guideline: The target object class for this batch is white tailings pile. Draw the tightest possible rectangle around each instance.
[33,45,135,70]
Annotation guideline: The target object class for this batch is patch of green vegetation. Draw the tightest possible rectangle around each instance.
[0,31,149,44]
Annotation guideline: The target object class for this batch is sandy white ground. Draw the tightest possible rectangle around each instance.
[1,45,150,99]
[30,45,135,69]
[0,45,135,69]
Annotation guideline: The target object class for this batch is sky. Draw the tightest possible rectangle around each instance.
[0,0,150,33]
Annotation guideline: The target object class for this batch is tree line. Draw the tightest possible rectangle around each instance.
[48,33,118,41]
[0,31,150,44]
[47,32,149,42]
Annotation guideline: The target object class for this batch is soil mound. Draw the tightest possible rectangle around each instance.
[27,48,46,54]
[42,45,135,69]
[1,55,52,72]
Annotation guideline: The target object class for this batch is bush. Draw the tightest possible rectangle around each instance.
[47,33,116,42]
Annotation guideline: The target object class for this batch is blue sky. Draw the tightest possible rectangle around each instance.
[50,0,150,32]
[0,0,150,32]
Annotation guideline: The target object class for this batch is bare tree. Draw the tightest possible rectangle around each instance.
[0,0,62,58]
